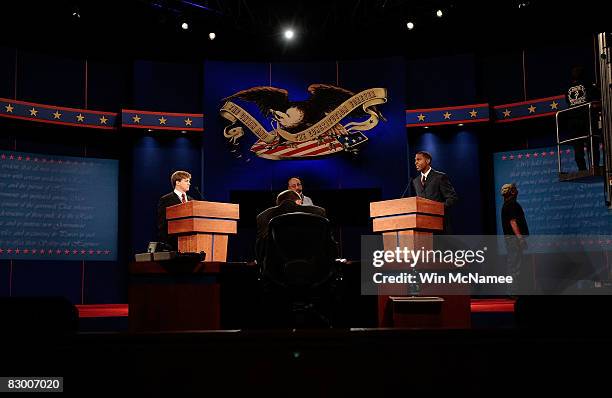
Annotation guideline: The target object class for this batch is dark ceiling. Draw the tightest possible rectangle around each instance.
[0,0,606,61]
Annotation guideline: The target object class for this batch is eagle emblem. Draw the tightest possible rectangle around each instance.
[219,84,387,160]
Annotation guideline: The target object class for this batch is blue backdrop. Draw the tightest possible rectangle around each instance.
[202,57,408,201]
[0,150,118,261]
[0,35,603,304]
[494,146,611,235]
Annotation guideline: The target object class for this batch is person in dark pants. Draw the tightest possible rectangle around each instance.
[501,183,529,296]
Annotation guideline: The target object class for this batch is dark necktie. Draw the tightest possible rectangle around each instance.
[421,175,426,187]
[181,193,186,203]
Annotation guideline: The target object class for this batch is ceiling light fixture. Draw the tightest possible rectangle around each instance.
[284,29,295,40]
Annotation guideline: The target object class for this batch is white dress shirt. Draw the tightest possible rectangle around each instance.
[421,167,432,183]
[174,189,188,203]
[301,195,314,206]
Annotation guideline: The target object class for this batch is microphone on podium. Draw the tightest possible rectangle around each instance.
[191,186,204,201]
[400,177,412,198]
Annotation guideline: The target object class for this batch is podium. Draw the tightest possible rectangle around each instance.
[166,200,239,262]
[370,197,470,328]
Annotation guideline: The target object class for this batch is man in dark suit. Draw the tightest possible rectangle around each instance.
[256,189,326,262]
[412,151,459,232]
[157,170,193,250]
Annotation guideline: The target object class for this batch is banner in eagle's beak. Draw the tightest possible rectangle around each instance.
[219,87,387,160]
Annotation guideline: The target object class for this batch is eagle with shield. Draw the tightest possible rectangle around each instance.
[220,84,387,160]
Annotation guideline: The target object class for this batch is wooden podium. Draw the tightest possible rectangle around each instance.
[166,200,239,262]
[370,197,470,328]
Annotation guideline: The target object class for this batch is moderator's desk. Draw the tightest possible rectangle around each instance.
[129,261,231,332]
[128,261,374,332]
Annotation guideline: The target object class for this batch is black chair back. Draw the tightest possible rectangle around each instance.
[262,212,337,289]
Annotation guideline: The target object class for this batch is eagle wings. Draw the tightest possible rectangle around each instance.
[222,84,383,132]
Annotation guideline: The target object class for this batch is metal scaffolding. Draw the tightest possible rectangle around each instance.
[598,33,612,207]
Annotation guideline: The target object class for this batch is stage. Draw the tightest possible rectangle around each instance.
[75,298,516,332]
[3,315,611,395]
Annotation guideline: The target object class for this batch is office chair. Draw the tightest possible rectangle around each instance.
[259,212,341,328]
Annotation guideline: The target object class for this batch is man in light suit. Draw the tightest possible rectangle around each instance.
[157,170,194,250]
[412,151,459,233]
[288,176,314,206]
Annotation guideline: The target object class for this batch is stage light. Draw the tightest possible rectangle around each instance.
[208,32,216,40]
[181,22,189,30]
[436,9,443,17]
[458,123,464,126]
[406,21,414,30]
[284,29,295,40]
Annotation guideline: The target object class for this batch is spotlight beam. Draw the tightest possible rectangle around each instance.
[180,0,224,15]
